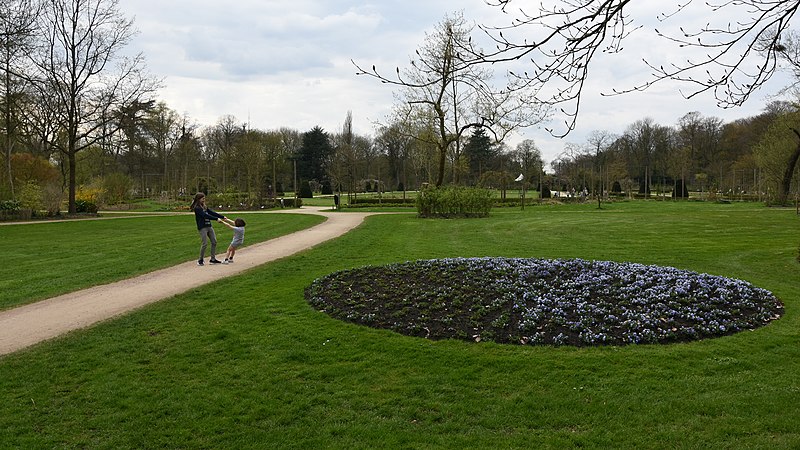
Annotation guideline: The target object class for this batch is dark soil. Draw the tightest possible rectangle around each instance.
[305,257,784,347]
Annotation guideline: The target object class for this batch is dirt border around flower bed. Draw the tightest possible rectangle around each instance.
[0,207,376,356]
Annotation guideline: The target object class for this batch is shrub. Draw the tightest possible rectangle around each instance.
[76,185,104,205]
[0,200,21,221]
[207,192,245,209]
[416,185,494,218]
[194,177,217,195]
[9,153,59,187]
[202,192,303,210]
[102,173,133,204]
[278,197,302,208]
[350,197,416,206]
[494,197,540,207]
[42,182,63,215]
[18,181,44,213]
[346,201,415,209]
[0,199,20,211]
[299,181,313,198]
[74,200,99,214]
[672,179,689,198]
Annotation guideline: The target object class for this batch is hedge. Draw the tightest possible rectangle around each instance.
[416,185,494,218]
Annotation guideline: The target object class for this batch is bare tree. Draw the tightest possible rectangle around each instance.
[354,11,545,186]
[0,0,40,199]
[331,111,357,199]
[261,130,285,201]
[622,118,658,195]
[144,102,181,193]
[29,0,158,213]
[754,105,800,204]
[511,139,542,183]
[208,115,244,190]
[174,116,201,194]
[234,128,268,197]
[586,130,615,206]
[279,127,302,196]
[375,123,413,194]
[477,0,800,136]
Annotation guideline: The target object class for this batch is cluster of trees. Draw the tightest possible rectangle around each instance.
[0,3,538,211]
[353,6,800,205]
[2,0,800,213]
[353,3,800,205]
[548,103,800,205]
[0,0,155,213]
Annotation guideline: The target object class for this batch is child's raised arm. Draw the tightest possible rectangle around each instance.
[217,218,235,229]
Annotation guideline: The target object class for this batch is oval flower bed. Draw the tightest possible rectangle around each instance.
[305,257,784,346]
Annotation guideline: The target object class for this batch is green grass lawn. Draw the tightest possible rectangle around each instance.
[1,201,799,448]
[0,212,325,310]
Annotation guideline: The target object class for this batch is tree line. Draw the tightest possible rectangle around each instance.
[355,5,800,206]
[2,1,800,213]
[549,104,800,205]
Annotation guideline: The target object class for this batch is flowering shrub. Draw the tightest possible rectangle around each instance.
[76,185,104,205]
[305,257,784,347]
[0,200,21,211]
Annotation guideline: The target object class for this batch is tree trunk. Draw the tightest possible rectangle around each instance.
[4,56,15,200]
[780,129,800,205]
[68,151,77,214]
[435,143,447,187]
[272,158,277,200]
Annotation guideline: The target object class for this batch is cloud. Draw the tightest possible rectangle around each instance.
[122,0,795,165]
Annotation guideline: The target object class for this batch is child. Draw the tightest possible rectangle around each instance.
[218,217,246,263]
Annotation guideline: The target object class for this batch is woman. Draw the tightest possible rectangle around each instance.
[190,192,226,266]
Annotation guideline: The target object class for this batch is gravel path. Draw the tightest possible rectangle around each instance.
[0,208,373,356]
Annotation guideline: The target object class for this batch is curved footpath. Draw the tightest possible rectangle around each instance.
[0,207,374,356]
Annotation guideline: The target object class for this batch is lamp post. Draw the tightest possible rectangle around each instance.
[285,155,299,205]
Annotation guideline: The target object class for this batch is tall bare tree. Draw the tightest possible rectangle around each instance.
[754,105,800,204]
[204,115,242,190]
[144,102,181,192]
[355,11,545,186]
[586,130,615,205]
[477,0,799,136]
[260,129,284,200]
[29,0,157,213]
[331,111,357,199]
[279,127,302,196]
[0,0,40,199]
[375,123,413,193]
[174,116,201,194]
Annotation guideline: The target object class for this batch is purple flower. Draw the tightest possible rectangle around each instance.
[305,257,784,347]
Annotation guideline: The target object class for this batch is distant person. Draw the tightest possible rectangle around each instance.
[190,192,226,266]
[218,217,246,264]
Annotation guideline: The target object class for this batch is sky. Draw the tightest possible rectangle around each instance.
[120,0,795,166]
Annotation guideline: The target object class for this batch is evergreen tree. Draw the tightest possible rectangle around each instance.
[464,127,495,183]
[299,126,333,184]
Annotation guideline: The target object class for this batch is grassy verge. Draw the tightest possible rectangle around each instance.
[0,201,798,448]
[0,212,324,310]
